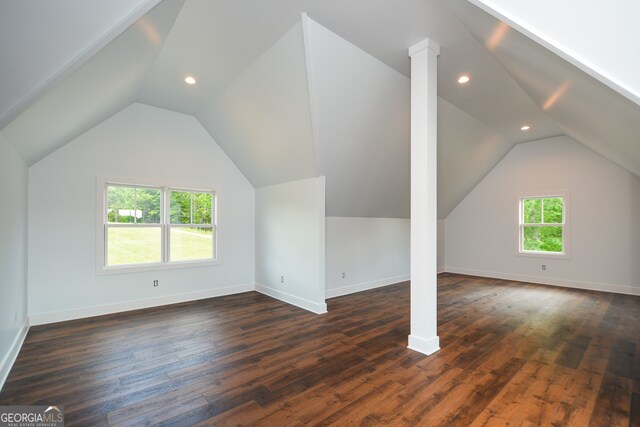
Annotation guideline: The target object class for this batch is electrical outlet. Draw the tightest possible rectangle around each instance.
[541,265,547,271]
[281,276,284,283]
[153,280,159,287]
[342,272,346,279]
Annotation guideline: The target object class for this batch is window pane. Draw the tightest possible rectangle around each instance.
[107,186,135,223]
[193,192,212,224]
[523,226,563,253]
[170,191,191,224]
[107,227,162,265]
[543,197,563,224]
[170,227,213,261]
[523,198,542,224]
[137,188,161,224]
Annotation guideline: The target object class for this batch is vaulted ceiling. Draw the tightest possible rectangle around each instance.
[1,0,638,219]
[446,0,640,179]
[0,0,162,128]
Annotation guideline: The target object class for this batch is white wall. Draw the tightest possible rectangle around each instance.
[325,217,409,298]
[445,136,640,295]
[255,177,326,313]
[28,103,255,323]
[437,219,445,272]
[0,134,29,388]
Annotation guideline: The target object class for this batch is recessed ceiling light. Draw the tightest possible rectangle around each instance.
[184,76,196,85]
[457,75,470,84]
[520,125,531,131]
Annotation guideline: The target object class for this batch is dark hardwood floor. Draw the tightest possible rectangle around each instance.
[1,273,639,426]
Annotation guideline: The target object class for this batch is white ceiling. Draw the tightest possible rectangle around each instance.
[304,16,411,218]
[0,0,161,128]
[196,22,317,187]
[300,0,563,145]
[1,0,637,219]
[447,0,640,178]
[1,0,184,165]
[134,0,563,144]
[467,0,640,105]
[438,97,510,218]
[138,0,303,115]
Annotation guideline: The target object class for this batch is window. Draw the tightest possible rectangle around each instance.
[519,192,570,257]
[168,190,215,262]
[99,181,217,273]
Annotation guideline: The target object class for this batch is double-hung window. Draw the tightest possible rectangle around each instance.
[518,192,570,257]
[99,182,217,273]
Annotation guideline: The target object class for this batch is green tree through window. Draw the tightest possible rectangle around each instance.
[521,196,564,253]
[107,186,160,224]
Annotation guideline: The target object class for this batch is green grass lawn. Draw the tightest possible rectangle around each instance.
[170,228,213,261]
[107,227,213,266]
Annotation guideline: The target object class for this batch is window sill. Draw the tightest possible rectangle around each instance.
[517,251,570,260]
[96,259,221,275]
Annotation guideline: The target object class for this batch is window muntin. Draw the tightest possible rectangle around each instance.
[519,195,567,255]
[103,184,216,269]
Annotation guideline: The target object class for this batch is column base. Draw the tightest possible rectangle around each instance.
[408,334,440,355]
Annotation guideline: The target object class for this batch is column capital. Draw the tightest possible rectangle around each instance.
[408,38,440,57]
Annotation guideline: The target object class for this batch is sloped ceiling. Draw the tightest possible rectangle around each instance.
[447,0,640,178]
[299,0,562,146]
[0,0,161,128]
[138,0,304,115]
[196,22,317,187]
[466,0,640,105]
[303,16,411,218]
[304,10,513,219]
[438,98,509,218]
[2,0,184,165]
[1,0,637,219]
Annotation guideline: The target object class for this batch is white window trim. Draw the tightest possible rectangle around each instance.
[96,176,220,275]
[517,190,571,259]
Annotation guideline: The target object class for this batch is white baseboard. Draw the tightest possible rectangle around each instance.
[29,283,255,326]
[437,266,445,274]
[255,284,327,314]
[408,334,440,355]
[326,274,410,298]
[444,266,640,296]
[0,319,29,392]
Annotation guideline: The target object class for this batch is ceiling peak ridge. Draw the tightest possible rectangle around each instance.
[301,12,322,178]
[133,1,188,103]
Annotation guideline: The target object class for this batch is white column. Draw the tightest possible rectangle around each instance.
[408,38,440,356]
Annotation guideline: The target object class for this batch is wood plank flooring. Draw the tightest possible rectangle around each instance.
[1,273,639,426]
